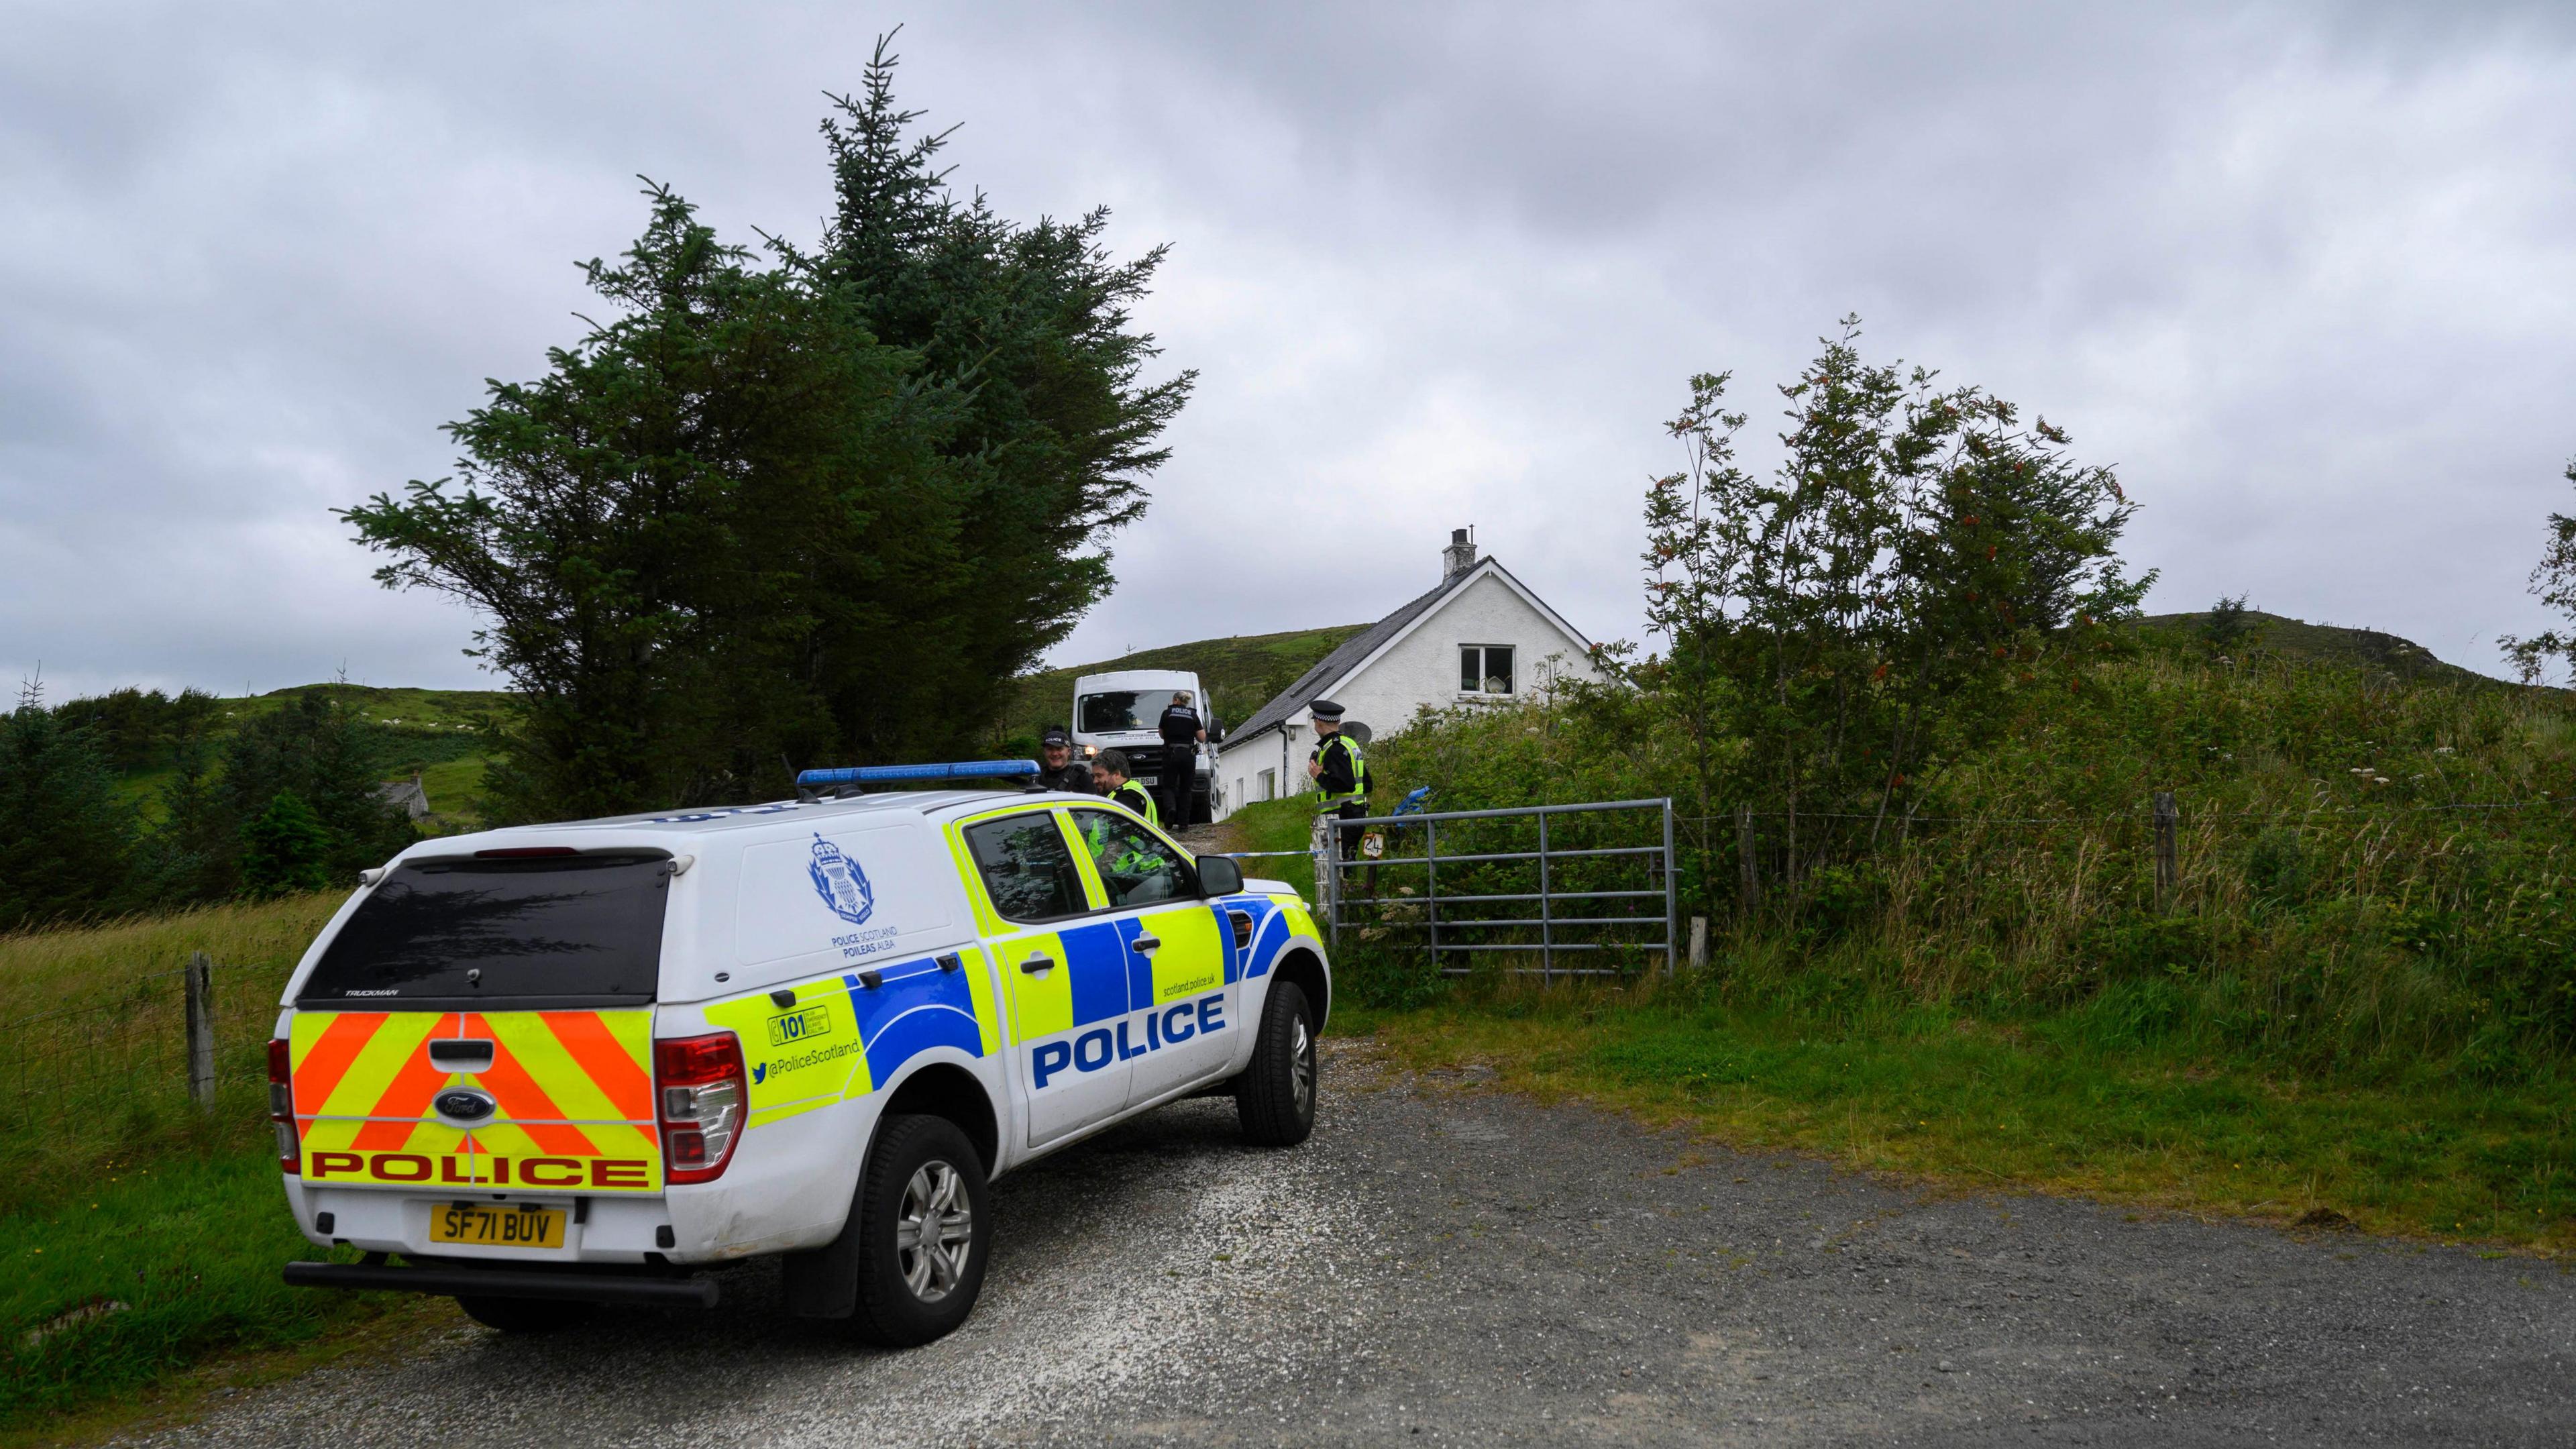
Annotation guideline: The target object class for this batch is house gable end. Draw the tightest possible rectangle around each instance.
[1315,559,1595,704]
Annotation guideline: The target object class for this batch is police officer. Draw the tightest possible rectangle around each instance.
[1090,749,1160,827]
[1087,749,1175,884]
[1155,690,1205,823]
[1305,699,1368,860]
[1032,724,1095,794]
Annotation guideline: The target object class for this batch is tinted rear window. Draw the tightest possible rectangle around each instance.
[299,854,671,1009]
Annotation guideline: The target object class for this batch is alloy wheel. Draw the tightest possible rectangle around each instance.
[1291,1014,1316,1118]
[894,1160,974,1302]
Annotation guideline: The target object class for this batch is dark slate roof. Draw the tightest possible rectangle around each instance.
[1226,559,1490,746]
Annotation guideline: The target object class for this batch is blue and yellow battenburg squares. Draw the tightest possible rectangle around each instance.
[708,888,1309,1126]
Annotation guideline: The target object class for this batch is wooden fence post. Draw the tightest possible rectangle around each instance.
[2152,791,2180,914]
[184,951,216,1112]
[1688,916,1709,973]
[1736,804,1758,914]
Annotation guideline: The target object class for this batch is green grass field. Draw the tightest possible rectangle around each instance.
[0,894,390,1436]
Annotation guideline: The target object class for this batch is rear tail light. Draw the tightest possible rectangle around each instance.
[655,1032,747,1185]
[268,1038,299,1173]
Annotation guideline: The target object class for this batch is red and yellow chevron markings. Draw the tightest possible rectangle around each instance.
[290,1008,661,1193]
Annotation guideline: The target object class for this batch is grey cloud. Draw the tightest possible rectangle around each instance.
[3,2,2571,706]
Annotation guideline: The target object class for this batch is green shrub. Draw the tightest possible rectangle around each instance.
[1357,637,2576,1078]
[2242,825,2310,904]
[2080,914,2211,981]
[239,791,333,898]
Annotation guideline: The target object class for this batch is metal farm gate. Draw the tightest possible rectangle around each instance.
[1312,798,1678,979]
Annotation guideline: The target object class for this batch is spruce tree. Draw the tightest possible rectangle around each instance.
[239,791,334,898]
[0,694,133,929]
[343,41,1190,821]
[219,693,415,883]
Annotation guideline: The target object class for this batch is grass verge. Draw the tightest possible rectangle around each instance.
[1,1148,399,1436]
[1,892,379,1436]
[1337,982,2576,1254]
[6,1294,453,1449]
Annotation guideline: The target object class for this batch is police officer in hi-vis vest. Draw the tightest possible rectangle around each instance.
[1305,699,1368,860]
[1090,749,1160,826]
[1086,749,1173,883]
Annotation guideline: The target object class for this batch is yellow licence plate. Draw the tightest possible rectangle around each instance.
[429,1203,566,1249]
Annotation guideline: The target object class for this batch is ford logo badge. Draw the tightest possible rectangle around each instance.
[434,1087,496,1123]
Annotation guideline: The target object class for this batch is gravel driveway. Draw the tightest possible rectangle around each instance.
[127,1040,2576,1446]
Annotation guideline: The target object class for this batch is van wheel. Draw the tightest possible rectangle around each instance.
[454,1295,596,1334]
[850,1114,991,1348]
[1236,980,1317,1146]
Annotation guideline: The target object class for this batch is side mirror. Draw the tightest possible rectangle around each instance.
[1209,720,1225,743]
[1197,854,1244,897]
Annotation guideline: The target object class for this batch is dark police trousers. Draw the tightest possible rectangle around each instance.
[1157,708,1201,823]
[1332,801,1364,860]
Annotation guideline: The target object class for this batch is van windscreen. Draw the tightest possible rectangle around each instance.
[1077,692,1144,732]
[299,854,670,1009]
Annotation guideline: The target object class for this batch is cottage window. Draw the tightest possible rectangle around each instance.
[1459,644,1515,695]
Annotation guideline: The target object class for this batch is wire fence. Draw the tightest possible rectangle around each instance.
[1676,795,2576,828]
[1645,784,2576,940]
[2,954,296,1131]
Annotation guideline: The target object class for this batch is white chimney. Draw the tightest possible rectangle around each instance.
[1442,526,1477,582]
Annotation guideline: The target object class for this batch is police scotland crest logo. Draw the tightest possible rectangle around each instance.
[807,834,875,925]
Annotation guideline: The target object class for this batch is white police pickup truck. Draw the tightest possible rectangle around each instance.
[272,761,1328,1345]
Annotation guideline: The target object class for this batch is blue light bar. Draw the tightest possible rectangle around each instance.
[798,760,1041,787]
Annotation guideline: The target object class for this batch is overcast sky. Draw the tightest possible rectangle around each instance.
[6,1,2573,703]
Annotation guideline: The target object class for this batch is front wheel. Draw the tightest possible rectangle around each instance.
[849,1114,992,1348]
[1236,980,1318,1146]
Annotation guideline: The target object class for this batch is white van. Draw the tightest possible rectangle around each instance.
[1069,668,1220,822]
[273,763,1328,1346]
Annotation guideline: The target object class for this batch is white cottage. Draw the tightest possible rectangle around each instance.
[1214,529,1605,819]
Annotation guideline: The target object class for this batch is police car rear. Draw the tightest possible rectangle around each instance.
[272,844,719,1328]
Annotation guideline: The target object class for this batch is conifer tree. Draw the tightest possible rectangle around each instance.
[343,39,1190,820]
[0,688,133,929]
[239,791,334,897]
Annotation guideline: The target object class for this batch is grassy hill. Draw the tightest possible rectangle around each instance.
[993,624,1371,752]
[2138,609,2490,686]
[219,682,513,729]
[95,683,511,828]
[90,643,1395,824]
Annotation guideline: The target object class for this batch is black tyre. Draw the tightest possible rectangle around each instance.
[453,1295,597,1334]
[849,1114,991,1348]
[1236,980,1318,1146]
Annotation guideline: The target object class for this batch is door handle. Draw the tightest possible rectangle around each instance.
[1130,934,1161,955]
[427,1040,494,1073]
[1019,955,1057,975]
